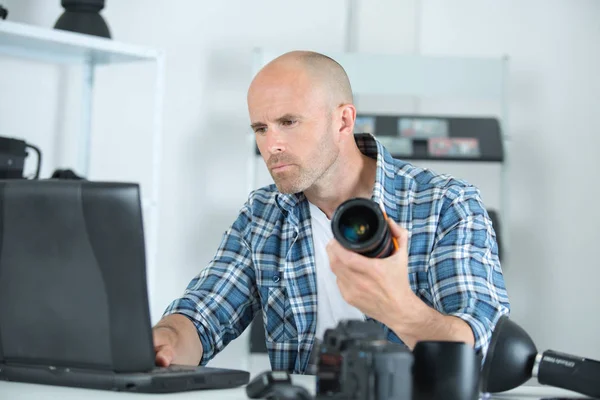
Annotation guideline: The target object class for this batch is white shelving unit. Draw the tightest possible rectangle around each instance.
[250,48,510,262]
[0,20,165,306]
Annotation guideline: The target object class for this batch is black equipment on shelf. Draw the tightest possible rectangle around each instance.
[354,114,504,162]
[0,4,8,20]
[54,0,111,38]
[0,136,41,180]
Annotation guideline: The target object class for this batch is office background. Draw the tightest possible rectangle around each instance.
[0,0,598,371]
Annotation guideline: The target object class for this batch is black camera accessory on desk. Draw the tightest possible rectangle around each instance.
[247,371,312,400]
[412,341,481,400]
[249,320,483,400]
[481,315,600,399]
[247,370,293,398]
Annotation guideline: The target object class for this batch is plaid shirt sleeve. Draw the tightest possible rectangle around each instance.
[428,185,510,360]
[162,203,259,365]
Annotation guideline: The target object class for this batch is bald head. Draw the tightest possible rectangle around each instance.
[247,51,359,195]
[249,50,353,108]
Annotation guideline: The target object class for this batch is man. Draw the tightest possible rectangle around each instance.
[153,50,510,373]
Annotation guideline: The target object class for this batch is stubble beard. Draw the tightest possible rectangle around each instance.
[271,132,339,195]
[272,164,315,194]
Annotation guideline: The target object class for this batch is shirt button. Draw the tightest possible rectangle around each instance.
[273,275,280,283]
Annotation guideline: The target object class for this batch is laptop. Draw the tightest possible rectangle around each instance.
[0,179,250,393]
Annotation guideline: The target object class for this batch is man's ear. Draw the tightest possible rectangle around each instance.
[338,104,357,139]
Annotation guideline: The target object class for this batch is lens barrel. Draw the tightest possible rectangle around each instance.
[331,198,394,258]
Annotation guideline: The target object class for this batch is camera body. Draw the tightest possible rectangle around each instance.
[316,320,412,400]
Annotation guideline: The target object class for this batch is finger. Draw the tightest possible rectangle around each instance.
[327,237,365,262]
[326,240,343,276]
[327,239,368,274]
[155,346,174,367]
[387,217,403,238]
[336,276,354,306]
[333,255,372,277]
[387,219,408,252]
[329,253,360,278]
[326,238,347,258]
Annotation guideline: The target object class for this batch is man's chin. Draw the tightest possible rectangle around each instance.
[275,185,302,195]
[274,180,304,195]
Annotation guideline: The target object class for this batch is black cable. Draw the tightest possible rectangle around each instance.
[25,143,42,179]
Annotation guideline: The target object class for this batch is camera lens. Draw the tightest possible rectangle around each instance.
[331,198,395,258]
[339,207,376,244]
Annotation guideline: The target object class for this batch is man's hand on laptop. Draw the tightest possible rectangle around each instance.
[152,314,203,367]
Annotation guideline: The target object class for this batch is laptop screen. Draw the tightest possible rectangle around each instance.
[0,180,155,373]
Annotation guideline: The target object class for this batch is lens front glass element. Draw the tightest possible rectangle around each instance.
[339,206,377,244]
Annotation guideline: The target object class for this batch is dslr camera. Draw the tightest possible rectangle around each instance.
[315,320,413,400]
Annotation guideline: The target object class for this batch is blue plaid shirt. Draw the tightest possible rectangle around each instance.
[163,133,510,373]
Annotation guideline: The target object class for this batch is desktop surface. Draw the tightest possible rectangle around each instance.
[0,375,590,400]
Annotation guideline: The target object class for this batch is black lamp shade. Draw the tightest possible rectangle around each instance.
[480,315,538,393]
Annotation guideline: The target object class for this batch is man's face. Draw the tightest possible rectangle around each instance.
[248,69,340,194]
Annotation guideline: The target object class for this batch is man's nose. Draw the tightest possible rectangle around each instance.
[266,129,286,154]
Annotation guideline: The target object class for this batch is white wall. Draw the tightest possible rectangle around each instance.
[418,0,600,360]
[1,0,599,370]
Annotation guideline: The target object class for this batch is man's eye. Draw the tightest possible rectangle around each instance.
[254,127,267,134]
[282,120,297,127]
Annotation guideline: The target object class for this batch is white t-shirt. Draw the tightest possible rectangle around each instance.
[309,202,364,340]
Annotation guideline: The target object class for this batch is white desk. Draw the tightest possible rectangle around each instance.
[0,375,589,400]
